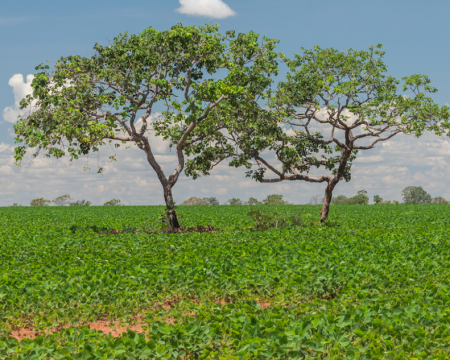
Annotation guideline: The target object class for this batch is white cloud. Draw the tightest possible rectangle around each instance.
[353,155,384,163]
[0,143,13,153]
[2,74,34,123]
[176,0,236,19]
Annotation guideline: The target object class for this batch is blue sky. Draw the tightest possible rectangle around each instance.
[1,0,450,206]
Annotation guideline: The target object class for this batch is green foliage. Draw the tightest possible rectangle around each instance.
[247,207,303,230]
[13,23,279,182]
[203,197,219,205]
[1,205,450,357]
[402,186,432,204]
[331,195,348,205]
[244,197,262,205]
[103,199,123,206]
[1,205,450,358]
[30,198,50,206]
[181,197,207,205]
[262,194,289,205]
[432,196,448,204]
[185,44,450,221]
[69,199,92,206]
[52,194,72,206]
[373,195,383,204]
[247,208,272,230]
[346,190,369,205]
[332,191,368,205]
[12,24,279,226]
[10,203,22,207]
[226,198,242,205]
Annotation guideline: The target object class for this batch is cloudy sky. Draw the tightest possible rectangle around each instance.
[1,0,450,206]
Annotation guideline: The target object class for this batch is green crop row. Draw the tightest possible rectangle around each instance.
[0,205,449,358]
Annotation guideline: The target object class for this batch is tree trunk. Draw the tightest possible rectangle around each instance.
[164,187,181,232]
[320,148,352,223]
[320,181,336,223]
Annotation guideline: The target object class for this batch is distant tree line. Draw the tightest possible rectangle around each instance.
[10,195,121,207]
[9,186,448,207]
[181,194,291,206]
[310,186,448,206]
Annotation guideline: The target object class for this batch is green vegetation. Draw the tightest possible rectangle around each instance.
[262,194,290,205]
[331,190,369,205]
[432,196,449,204]
[181,197,208,206]
[103,199,123,206]
[29,198,50,207]
[69,200,92,207]
[52,195,72,206]
[1,204,450,358]
[402,186,432,204]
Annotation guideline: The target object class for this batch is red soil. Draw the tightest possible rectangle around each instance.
[8,297,271,342]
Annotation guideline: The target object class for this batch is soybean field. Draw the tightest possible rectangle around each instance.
[0,204,449,359]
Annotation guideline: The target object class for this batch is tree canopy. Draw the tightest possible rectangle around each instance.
[262,194,290,205]
[103,199,123,206]
[181,197,207,205]
[184,45,450,221]
[52,194,72,206]
[30,198,50,206]
[13,23,279,230]
[402,186,432,204]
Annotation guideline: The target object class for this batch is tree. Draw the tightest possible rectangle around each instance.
[432,196,448,204]
[262,194,289,205]
[103,199,123,206]
[13,24,279,231]
[346,190,369,205]
[309,194,323,205]
[244,197,261,205]
[401,186,432,204]
[331,195,348,205]
[203,197,219,205]
[181,197,207,205]
[70,200,92,206]
[185,45,450,222]
[10,203,23,207]
[52,194,72,206]
[30,198,50,206]
[227,198,242,205]
[373,195,383,204]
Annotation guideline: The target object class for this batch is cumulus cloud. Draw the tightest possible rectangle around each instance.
[175,0,236,19]
[2,74,34,124]
[353,155,384,163]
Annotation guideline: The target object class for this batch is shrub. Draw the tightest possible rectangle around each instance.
[70,200,92,206]
[103,199,123,206]
[432,196,448,204]
[181,197,207,205]
[262,194,290,205]
[30,198,50,206]
[203,197,219,205]
[226,198,242,205]
[52,194,72,206]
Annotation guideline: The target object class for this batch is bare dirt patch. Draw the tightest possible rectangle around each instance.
[9,317,151,342]
[8,297,276,342]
